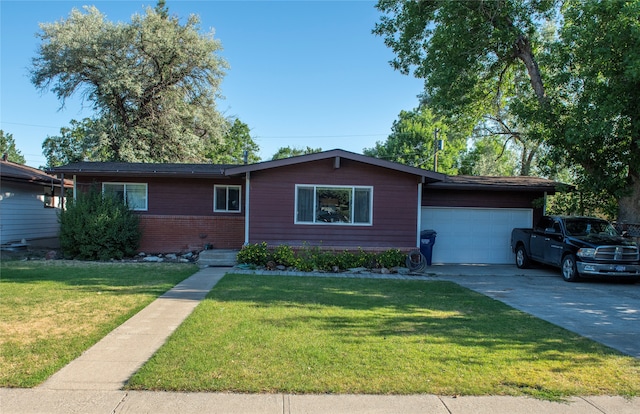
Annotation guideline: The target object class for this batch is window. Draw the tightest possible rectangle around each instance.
[102,183,147,211]
[295,185,372,225]
[214,185,241,212]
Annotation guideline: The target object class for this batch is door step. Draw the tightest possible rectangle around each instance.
[198,249,238,267]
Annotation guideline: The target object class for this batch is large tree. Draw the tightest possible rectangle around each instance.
[0,131,26,164]
[206,118,260,164]
[548,0,640,223]
[363,106,465,175]
[374,0,640,222]
[31,3,228,163]
[459,136,518,177]
[42,118,107,167]
[271,146,323,160]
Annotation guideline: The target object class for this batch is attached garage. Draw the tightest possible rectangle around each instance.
[421,207,533,264]
[421,175,559,264]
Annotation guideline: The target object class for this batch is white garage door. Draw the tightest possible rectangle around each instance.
[421,207,533,264]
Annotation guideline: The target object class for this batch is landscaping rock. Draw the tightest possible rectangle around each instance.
[166,253,177,260]
[348,267,368,273]
[45,250,58,260]
[143,256,163,262]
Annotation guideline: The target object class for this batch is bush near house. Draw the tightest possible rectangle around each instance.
[237,242,406,271]
[59,188,141,260]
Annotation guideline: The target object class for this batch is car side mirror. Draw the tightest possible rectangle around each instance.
[544,227,561,235]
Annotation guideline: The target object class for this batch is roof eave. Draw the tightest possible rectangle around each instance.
[225,149,446,182]
[428,182,560,193]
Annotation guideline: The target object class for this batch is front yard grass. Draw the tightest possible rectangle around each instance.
[0,261,198,387]
[128,274,640,400]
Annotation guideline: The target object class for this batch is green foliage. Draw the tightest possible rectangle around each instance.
[459,136,518,176]
[548,0,640,221]
[42,118,106,168]
[59,188,141,260]
[271,244,299,268]
[206,118,260,164]
[0,130,26,164]
[374,0,640,221]
[363,106,465,174]
[271,146,323,160]
[237,243,407,272]
[375,248,406,268]
[31,4,228,163]
[546,183,618,221]
[236,242,270,266]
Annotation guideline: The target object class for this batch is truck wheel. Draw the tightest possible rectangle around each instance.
[515,245,530,269]
[561,254,580,282]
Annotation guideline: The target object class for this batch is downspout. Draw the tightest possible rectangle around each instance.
[543,191,548,216]
[244,172,250,245]
[73,175,77,201]
[416,180,423,247]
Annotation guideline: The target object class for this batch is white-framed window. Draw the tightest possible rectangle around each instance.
[214,185,241,212]
[295,185,373,225]
[102,183,148,211]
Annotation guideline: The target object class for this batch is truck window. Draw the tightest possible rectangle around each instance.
[534,217,554,232]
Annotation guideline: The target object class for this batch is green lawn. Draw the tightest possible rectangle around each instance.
[0,261,198,387]
[127,274,640,399]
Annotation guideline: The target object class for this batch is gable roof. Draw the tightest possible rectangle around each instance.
[49,162,233,178]
[1,160,71,187]
[224,149,447,183]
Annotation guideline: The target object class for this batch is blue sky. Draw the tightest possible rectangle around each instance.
[1,0,424,167]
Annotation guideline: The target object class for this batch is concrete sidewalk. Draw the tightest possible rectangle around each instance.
[2,388,639,414]
[2,265,639,413]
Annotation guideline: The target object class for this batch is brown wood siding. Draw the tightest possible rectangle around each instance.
[75,176,244,216]
[247,158,419,248]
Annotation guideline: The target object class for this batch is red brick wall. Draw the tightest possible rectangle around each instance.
[137,215,244,253]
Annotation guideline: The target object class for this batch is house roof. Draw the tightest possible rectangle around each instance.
[49,162,233,178]
[1,159,72,187]
[430,175,563,192]
[224,149,447,183]
[47,150,565,193]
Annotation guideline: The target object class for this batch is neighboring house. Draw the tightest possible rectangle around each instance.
[0,157,70,247]
[50,149,560,264]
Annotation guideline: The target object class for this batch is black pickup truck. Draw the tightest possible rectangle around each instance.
[511,216,640,282]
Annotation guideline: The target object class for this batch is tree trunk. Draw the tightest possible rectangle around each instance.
[513,35,547,106]
[618,171,640,223]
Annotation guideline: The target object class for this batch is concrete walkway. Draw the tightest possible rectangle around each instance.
[39,266,227,391]
[2,265,639,413]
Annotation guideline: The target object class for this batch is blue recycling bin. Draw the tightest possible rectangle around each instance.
[420,230,437,266]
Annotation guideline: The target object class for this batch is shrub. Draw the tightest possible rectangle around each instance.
[236,242,270,266]
[59,188,141,260]
[375,248,406,268]
[271,244,298,268]
[236,242,409,272]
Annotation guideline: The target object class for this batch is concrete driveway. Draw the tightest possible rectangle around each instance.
[429,264,640,358]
